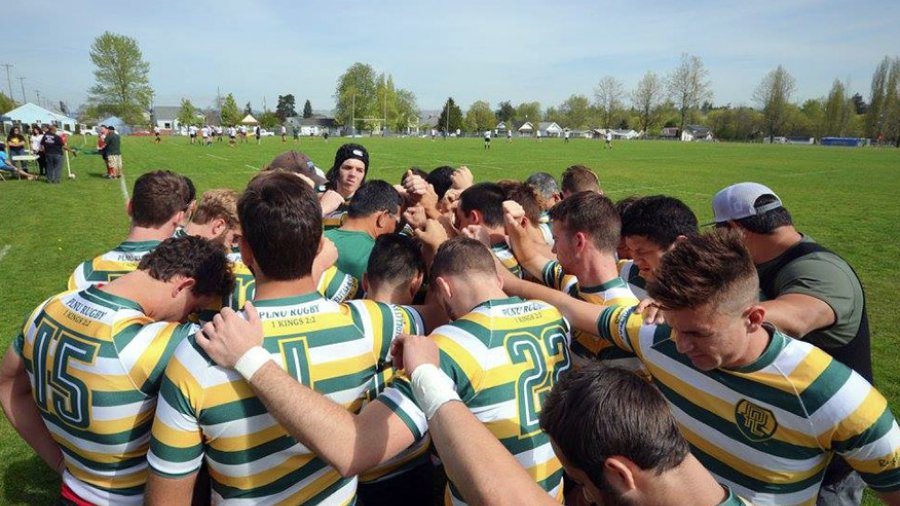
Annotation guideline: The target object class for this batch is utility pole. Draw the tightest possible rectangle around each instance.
[351,93,355,136]
[1,63,12,101]
[35,89,41,108]
[262,96,267,113]
[18,77,26,103]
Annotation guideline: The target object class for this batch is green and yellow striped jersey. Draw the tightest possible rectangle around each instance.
[540,260,643,374]
[323,204,349,231]
[148,294,423,505]
[595,305,900,505]
[317,265,360,302]
[491,242,523,278]
[68,240,161,290]
[380,297,571,505]
[14,286,195,505]
[616,259,648,300]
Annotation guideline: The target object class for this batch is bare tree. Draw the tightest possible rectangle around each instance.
[753,65,796,141]
[666,53,712,137]
[631,71,664,134]
[594,75,624,128]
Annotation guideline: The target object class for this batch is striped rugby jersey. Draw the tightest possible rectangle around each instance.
[379,297,571,506]
[68,240,161,290]
[540,260,643,374]
[323,204,349,231]
[194,252,356,323]
[616,259,648,300]
[595,305,900,505]
[491,241,523,278]
[318,265,360,302]
[14,286,195,505]
[148,294,423,505]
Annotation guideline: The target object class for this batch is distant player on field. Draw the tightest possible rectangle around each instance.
[483,129,491,149]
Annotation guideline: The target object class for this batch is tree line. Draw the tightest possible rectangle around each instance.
[7,31,895,146]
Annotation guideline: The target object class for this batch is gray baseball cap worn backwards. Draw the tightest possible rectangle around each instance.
[710,182,783,224]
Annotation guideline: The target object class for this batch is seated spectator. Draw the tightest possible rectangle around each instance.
[6,126,29,173]
[0,142,36,180]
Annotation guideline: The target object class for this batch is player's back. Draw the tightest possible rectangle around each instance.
[433,297,570,504]
[15,286,194,505]
[149,293,400,505]
[68,240,161,290]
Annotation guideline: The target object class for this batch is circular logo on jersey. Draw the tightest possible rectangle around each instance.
[735,399,778,442]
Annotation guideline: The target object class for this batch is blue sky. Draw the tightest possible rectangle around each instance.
[5,0,898,114]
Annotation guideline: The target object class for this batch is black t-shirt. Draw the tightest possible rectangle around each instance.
[40,133,64,155]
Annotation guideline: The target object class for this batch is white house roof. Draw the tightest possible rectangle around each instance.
[3,102,76,126]
[517,121,534,131]
[538,122,561,131]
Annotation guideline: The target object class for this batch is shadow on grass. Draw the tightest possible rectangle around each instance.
[2,456,59,506]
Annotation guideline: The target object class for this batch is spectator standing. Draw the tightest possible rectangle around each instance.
[40,126,65,184]
[30,125,46,177]
[105,126,122,179]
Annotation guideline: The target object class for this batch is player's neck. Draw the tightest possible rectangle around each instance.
[126,224,176,243]
[746,226,803,264]
[645,455,727,506]
[574,250,619,287]
[253,275,318,302]
[100,271,164,315]
[365,285,412,306]
[340,217,377,238]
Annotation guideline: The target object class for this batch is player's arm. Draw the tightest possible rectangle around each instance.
[196,304,417,477]
[393,334,557,506]
[0,345,65,474]
[502,201,556,279]
[760,293,835,339]
[145,472,198,506]
[501,270,605,336]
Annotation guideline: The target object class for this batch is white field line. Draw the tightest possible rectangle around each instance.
[206,153,229,161]
[244,164,258,171]
[0,245,10,263]
[119,173,130,202]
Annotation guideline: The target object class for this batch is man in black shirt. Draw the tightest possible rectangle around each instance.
[40,126,65,183]
[105,126,123,179]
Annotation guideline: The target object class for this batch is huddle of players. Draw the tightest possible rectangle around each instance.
[2,143,899,506]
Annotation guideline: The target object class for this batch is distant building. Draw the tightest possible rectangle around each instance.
[151,106,181,131]
[515,121,534,136]
[537,121,563,137]
[681,124,713,142]
[2,103,77,132]
[287,115,341,136]
[660,127,680,139]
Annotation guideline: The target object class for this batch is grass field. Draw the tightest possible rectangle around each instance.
[0,135,898,504]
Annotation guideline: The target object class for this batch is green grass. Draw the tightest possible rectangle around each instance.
[1,136,898,505]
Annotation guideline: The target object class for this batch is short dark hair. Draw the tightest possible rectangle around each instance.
[648,228,758,312]
[734,194,793,234]
[499,180,542,225]
[239,171,322,280]
[525,172,560,200]
[614,195,640,218]
[430,237,497,282]
[138,236,234,298]
[560,165,601,195]
[459,182,506,228]
[402,167,429,183]
[346,180,403,219]
[620,195,698,248]
[366,234,424,288]
[548,192,620,253]
[130,170,190,228]
[427,166,456,200]
[540,364,689,490]
[181,175,197,209]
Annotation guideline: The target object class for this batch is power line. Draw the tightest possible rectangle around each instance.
[1,63,12,101]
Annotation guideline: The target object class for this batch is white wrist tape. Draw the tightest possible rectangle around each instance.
[411,364,460,420]
[234,346,274,382]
